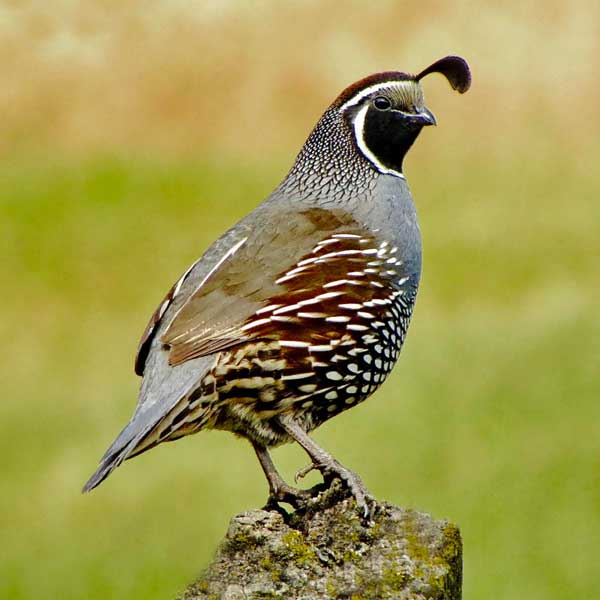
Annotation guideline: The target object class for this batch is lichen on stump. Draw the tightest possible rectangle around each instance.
[179,484,462,600]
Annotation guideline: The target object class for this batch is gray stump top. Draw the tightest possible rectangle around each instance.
[180,487,461,600]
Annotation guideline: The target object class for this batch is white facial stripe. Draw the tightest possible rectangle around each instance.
[352,105,405,179]
[338,82,395,111]
[338,80,417,112]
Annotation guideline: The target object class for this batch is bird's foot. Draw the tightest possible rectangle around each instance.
[275,417,375,521]
[315,460,375,520]
[263,482,313,512]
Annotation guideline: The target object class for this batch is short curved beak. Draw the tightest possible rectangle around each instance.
[417,107,437,126]
[404,106,437,128]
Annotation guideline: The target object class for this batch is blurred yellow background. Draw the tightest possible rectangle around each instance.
[2,2,599,599]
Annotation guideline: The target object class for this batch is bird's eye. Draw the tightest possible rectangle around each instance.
[373,96,392,110]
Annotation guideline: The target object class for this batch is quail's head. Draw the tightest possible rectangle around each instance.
[334,56,472,175]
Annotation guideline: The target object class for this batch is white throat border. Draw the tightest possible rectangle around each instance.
[350,104,406,180]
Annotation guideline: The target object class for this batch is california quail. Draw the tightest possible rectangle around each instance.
[83,56,471,515]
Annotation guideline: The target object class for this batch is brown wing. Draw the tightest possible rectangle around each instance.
[161,206,387,366]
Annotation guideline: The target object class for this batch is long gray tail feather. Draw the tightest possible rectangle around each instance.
[82,435,142,493]
[83,354,211,493]
[82,449,127,492]
[81,414,160,493]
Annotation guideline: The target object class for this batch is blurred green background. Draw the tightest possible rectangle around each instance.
[2,1,599,598]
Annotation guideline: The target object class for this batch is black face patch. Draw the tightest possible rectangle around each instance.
[362,106,423,173]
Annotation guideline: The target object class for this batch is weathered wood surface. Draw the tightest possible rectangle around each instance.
[179,484,462,600]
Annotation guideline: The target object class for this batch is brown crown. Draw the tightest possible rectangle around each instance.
[333,55,471,108]
[333,71,413,108]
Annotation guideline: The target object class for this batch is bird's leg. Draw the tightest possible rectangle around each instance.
[252,442,311,509]
[277,416,373,518]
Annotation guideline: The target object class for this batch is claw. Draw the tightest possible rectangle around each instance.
[314,460,374,521]
[294,462,318,483]
[275,418,375,521]
[336,466,373,520]
[265,482,312,511]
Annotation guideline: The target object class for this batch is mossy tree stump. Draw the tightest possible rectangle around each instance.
[180,485,462,599]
